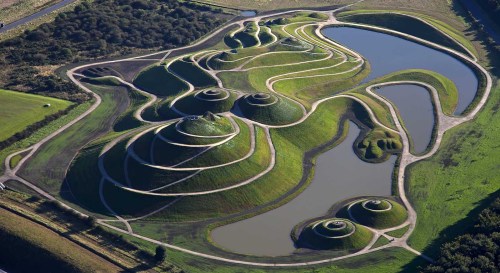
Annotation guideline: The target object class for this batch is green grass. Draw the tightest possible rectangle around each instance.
[0,89,73,142]
[19,85,129,195]
[298,219,374,250]
[238,95,304,125]
[178,115,234,136]
[169,59,217,88]
[173,90,238,115]
[348,200,408,229]
[243,50,329,69]
[406,80,500,255]
[133,65,189,97]
[0,101,91,174]
[355,127,402,162]
[9,154,23,169]
[386,225,410,238]
[0,208,121,273]
[372,236,391,248]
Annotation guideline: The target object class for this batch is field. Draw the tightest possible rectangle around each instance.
[0,89,73,142]
[0,207,122,273]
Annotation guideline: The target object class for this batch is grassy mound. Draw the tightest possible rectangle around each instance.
[177,113,235,137]
[348,199,408,229]
[297,218,373,250]
[173,89,238,115]
[133,65,188,97]
[355,127,402,162]
[237,93,303,125]
[169,59,217,88]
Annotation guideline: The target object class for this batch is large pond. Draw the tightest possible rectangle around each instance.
[211,26,478,257]
[211,122,395,256]
[377,85,435,154]
[323,27,478,115]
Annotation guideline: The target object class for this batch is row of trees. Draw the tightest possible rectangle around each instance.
[423,195,499,272]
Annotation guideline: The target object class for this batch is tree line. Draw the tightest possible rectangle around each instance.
[423,194,499,273]
[0,0,227,102]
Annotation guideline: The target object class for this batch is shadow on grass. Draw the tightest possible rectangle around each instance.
[402,190,500,272]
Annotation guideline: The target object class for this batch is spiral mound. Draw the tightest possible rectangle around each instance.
[297,218,373,250]
[173,88,237,115]
[347,198,408,229]
[237,93,303,125]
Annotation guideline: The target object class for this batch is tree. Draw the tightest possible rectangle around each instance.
[154,246,166,262]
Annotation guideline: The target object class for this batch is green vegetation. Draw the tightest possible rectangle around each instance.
[177,114,234,136]
[173,89,238,115]
[423,196,499,273]
[297,218,373,250]
[355,128,402,162]
[169,59,217,88]
[0,89,72,142]
[386,225,410,238]
[407,80,500,254]
[0,208,122,273]
[133,65,189,97]
[0,0,226,101]
[238,93,304,125]
[372,236,391,248]
[347,199,408,229]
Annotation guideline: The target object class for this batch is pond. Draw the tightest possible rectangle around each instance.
[241,11,257,17]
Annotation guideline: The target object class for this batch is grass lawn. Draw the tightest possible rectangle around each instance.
[0,89,73,142]
[407,80,500,255]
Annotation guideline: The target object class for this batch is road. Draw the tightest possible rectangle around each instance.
[457,0,500,45]
[0,0,78,34]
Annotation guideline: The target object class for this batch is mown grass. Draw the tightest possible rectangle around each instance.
[20,85,129,194]
[372,236,391,248]
[0,208,121,273]
[133,65,189,97]
[0,101,91,174]
[0,89,73,142]
[0,0,63,24]
[349,200,408,229]
[169,59,217,88]
[242,50,329,69]
[386,225,410,238]
[406,80,500,254]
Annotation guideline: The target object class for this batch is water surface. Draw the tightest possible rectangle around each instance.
[377,85,435,154]
[241,11,257,17]
[212,122,395,256]
[322,27,478,115]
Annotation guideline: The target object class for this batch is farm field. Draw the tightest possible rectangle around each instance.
[0,207,122,273]
[0,89,72,142]
[1,0,498,272]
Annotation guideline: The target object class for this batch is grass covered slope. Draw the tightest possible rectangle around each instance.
[0,89,73,142]
[297,218,373,250]
[237,93,304,125]
[173,89,238,115]
[133,65,189,97]
[347,199,408,229]
[0,208,121,273]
